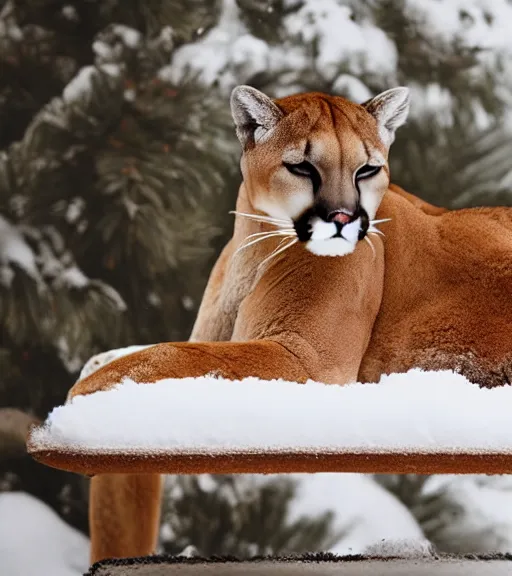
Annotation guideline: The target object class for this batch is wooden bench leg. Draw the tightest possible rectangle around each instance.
[89,473,163,564]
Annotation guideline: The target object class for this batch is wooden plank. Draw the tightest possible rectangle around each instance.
[87,554,512,576]
[28,446,512,476]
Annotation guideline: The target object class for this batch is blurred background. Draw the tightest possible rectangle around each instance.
[2,0,512,573]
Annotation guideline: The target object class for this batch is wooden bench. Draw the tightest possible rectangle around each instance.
[26,370,512,574]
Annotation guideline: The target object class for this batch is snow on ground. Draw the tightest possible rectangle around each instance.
[414,475,512,553]
[0,492,89,576]
[31,368,512,454]
[284,473,426,555]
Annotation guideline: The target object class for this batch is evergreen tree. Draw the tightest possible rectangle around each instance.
[375,474,512,554]
[0,0,238,532]
[160,474,346,557]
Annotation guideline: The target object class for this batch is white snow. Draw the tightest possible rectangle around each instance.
[161,0,512,138]
[167,0,395,96]
[147,291,162,307]
[112,24,141,49]
[404,0,512,53]
[159,26,174,48]
[413,474,512,553]
[31,368,512,455]
[364,537,436,558]
[55,266,89,289]
[182,295,194,310]
[407,82,455,127]
[63,66,96,103]
[124,88,136,101]
[100,63,122,78]
[332,75,372,103]
[61,5,79,22]
[57,337,86,375]
[0,492,89,576]
[284,473,426,554]
[160,472,426,555]
[92,40,112,59]
[285,0,397,82]
[0,215,41,286]
[162,0,248,91]
[65,197,85,224]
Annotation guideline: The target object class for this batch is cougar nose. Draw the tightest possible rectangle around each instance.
[328,211,352,225]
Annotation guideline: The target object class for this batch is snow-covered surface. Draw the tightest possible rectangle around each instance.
[32,368,512,454]
[0,492,89,576]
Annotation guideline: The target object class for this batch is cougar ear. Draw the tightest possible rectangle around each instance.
[230,85,284,149]
[363,87,410,147]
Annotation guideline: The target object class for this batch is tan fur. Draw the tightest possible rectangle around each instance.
[361,183,512,386]
[64,91,512,563]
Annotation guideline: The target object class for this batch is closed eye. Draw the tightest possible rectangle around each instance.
[355,164,382,180]
[284,161,322,194]
[284,161,316,177]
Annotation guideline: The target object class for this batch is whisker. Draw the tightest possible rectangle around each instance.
[368,225,385,237]
[230,211,291,226]
[370,218,392,225]
[234,231,295,255]
[259,238,298,270]
[257,237,291,263]
[263,236,290,258]
[259,238,298,269]
[244,229,295,241]
[364,236,376,258]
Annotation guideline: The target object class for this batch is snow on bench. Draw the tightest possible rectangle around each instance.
[27,366,512,476]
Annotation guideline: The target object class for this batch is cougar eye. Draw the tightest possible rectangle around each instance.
[355,164,382,180]
[284,161,316,177]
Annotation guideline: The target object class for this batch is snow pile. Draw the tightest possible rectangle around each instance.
[0,492,89,576]
[413,475,512,553]
[285,473,426,555]
[31,368,512,454]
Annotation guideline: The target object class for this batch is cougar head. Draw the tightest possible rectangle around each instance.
[230,85,409,257]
